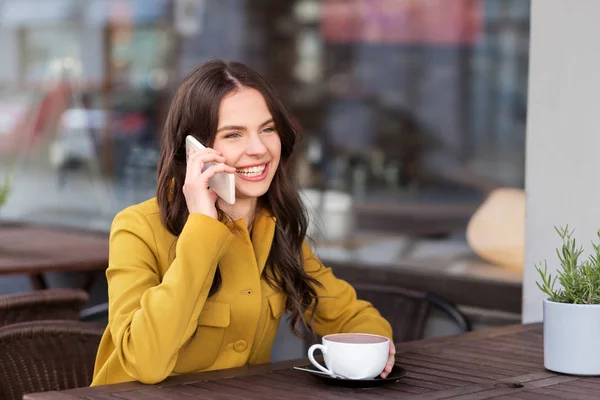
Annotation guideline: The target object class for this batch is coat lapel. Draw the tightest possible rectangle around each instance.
[251,208,276,275]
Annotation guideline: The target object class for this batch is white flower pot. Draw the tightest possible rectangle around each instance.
[544,299,600,375]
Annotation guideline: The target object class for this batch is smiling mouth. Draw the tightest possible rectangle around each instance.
[236,164,267,177]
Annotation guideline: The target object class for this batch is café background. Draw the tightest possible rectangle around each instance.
[0,0,529,360]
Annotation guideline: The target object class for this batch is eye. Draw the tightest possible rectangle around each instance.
[223,132,242,139]
[262,127,276,134]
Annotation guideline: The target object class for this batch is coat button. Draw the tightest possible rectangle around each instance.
[234,340,248,352]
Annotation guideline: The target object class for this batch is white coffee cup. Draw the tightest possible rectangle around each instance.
[307,333,390,380]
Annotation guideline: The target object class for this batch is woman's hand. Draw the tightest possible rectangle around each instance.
[380,341,396,379]
[183,146,236,219]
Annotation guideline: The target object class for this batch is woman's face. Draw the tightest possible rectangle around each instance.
[212,88,281,201]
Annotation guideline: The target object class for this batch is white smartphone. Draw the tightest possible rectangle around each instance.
[185,135,235,205]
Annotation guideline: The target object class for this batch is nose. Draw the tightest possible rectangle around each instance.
[245,133,267,157]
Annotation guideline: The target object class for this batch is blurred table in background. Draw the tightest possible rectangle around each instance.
[0,215,521,318]
[354,200,480,237]
[0,224,108,291]
[351,178,492,235]
[315,232,522,316]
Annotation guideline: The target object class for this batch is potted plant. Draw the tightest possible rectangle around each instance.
[536,226,600,375]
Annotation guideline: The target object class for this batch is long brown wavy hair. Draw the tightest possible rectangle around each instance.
[156,59,321,337]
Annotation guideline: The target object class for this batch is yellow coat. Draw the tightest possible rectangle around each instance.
[91,198,392,386]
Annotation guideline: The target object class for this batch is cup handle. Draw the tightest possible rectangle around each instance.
[308,344,335,377]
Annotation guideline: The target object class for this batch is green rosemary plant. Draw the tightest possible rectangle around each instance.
[535,226,600,304]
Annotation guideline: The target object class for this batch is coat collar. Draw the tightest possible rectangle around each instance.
[170,176,277,274]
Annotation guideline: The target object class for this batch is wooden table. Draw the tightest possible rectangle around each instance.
[0,224,108,291]
[24,323,600,399]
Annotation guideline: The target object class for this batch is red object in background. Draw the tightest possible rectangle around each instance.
[0,83,70,154]
[118,113,147,136]
[322,0,482,45]
[0,102,28,152]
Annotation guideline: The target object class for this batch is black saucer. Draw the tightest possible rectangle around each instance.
[294,363,408,388]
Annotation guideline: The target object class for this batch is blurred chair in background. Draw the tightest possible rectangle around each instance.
[304,283,470,349]
[0,289,88,327]
[0,320,104,400]
[352,283,471,343]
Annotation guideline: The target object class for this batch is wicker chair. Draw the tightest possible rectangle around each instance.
[0,289,89,327]
[0,320,104,400]
[79,301,109,323]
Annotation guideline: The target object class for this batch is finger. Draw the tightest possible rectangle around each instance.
[195,153,227,167]
[186,152,205,180]
[197,147,222,157]
[203,161,236,174]
[186,145,195,157]
[186,146,220,161]
[201,163,237,183]
[380,341,395,378]
[186,149,226,180]
[386,357,394,372]
[380,355,394,378]
[188,149,226,164]
[201,147,223,156]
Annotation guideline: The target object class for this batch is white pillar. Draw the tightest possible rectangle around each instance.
[523,0,600,322]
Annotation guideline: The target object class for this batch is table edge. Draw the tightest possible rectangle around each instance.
[24,323,541,399]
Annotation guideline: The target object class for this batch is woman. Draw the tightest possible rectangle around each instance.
[91,60,394,386]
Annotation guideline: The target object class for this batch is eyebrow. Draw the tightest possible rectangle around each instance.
[216,118,274,133]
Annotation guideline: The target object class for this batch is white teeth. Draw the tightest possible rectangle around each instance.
[236,164,266,177]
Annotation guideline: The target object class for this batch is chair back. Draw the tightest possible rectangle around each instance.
[0,289,88,327]
[0,320,103,400]
[352,283,471,343]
